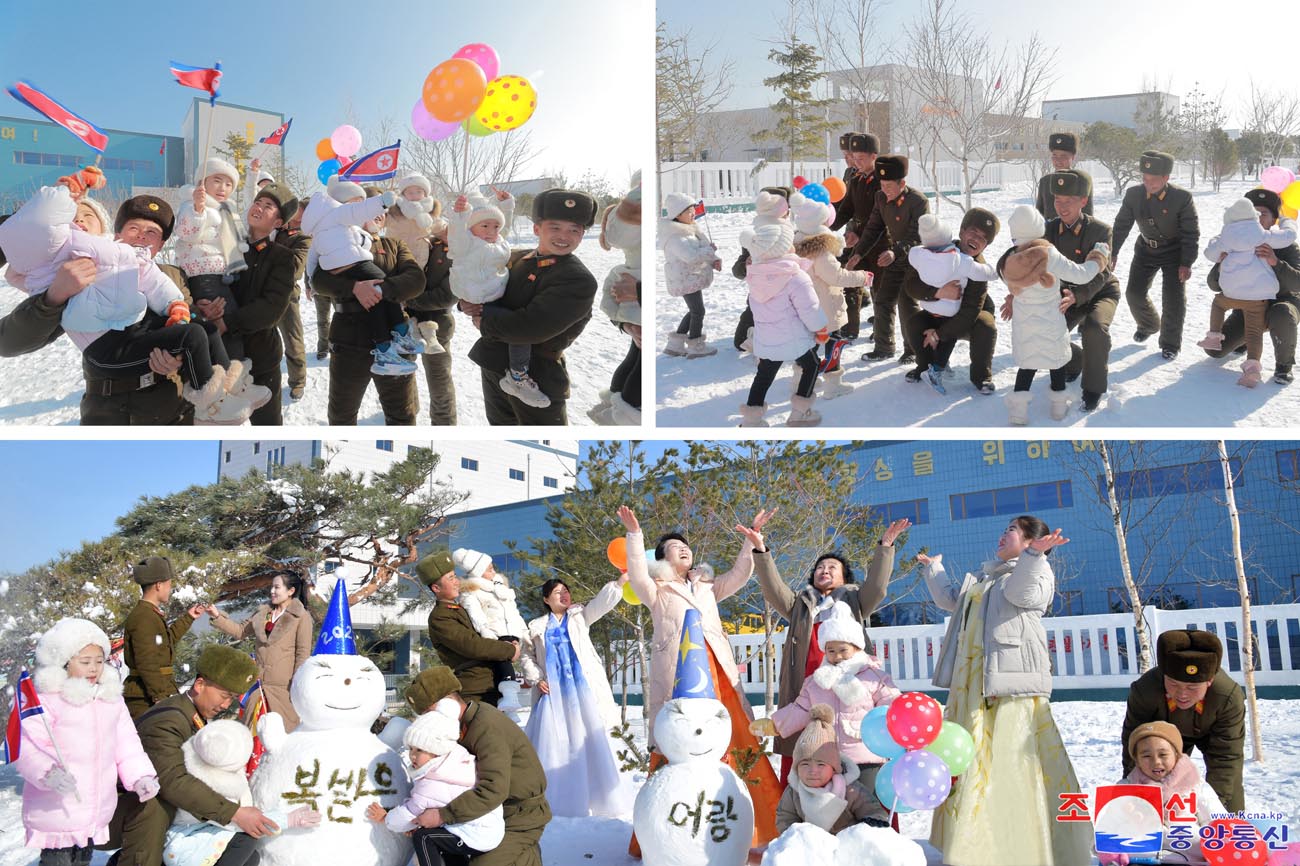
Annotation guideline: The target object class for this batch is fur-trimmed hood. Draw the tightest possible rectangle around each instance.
[1000,238,1054,291]
[794,231,843,258]
[657,216,701,250]
[32,617,122,705]
[646,558,716,586]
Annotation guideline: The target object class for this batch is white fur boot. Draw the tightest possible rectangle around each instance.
[1005,391,1032,426]
[417,320,445,355]
[738,403,768,427]
[663,332,688,357]
[684,336,717,358]
[1049,392,1071,421]
[787,394,822,427]
[609,392,642,426]
[820,368,852,399]
[587,389,615,424]
[222,358,271,410]
[186,365,254,425]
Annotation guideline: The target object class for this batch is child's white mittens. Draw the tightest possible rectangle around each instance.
[1091,242,1110,258]
[42,765,77,795]
[414,211,434,230]
[288,806,322,829]
[381,191,397,208]
[132,775,160,802]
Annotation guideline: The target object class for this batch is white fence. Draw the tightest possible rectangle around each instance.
[610,604,1300,698]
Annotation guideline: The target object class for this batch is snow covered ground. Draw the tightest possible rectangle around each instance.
[0,229,630,426]
[2,698,1295,866]
[656,178,1300,428]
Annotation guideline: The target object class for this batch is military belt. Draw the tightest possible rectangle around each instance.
[331,300,370,313]
[1139,235,1175,251]
[85,372,159,396]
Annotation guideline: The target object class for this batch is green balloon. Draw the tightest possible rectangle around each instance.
[923,721,975,775]
[463,115,495,137]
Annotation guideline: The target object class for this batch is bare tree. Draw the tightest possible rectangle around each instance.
[657,24,736,163]
[808,0,891,132]
[1216,441,1264,763]
[1244,81,1300,168]
[897,0,1058,211]
[1097,441,1154,671]
[401,128,538,201]
[1178,83,1228,188]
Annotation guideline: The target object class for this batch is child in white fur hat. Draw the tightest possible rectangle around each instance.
[738,219,829,427]
[1197,197,1297,387]
[659,191,721,359]
[906,214,999,394]
[997,204,1109,424]
[16,618,160,866]
[302,177,424,376]
[591,171,643,424]
[387,173,447,271]
[365,699,504,864]
[452,548,529,717]
[174,157,250,328]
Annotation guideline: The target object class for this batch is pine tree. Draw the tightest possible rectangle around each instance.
[760,37,836,176]
[215,130,254,186]
[1205,127,1238,192]
[1083,122,1143,197]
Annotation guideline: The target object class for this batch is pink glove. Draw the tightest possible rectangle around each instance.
[132,776,160,802]
[1098,853,1130,866]
[288,806,321,829]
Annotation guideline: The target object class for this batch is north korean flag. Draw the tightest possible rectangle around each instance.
[3,669,44,764]
[169,60,222,105]
[259,118,292,147]
[6,80,108,152]
[339,140,401,182]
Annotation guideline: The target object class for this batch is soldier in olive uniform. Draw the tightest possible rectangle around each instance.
[1120,630,1245,812]
[103,646,278,866]
[260,184,310,401]
[1112,150,1200,359]
[121,557,205,721]
[903,208,1001,393]
[1203,188,1300,385]
[462,189,600,425]
[831,133,881,340]
[418,551,519,706]
[406,232,459,424]
[847,154,927,362]
[1035,132,1093,220]
[311,187,425,425]
[0,196,196,424]
[1043,169,1121,412]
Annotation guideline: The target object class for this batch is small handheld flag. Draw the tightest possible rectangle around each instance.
[259,118,292,147]
[3,669,45,764]
[7,81,108,153]
[170,60,222,106]
[339,140,401,182]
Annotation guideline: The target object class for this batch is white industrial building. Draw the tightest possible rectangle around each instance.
[1041,92,1180,133]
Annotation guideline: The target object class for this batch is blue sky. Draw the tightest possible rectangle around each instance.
[1,0,650,190]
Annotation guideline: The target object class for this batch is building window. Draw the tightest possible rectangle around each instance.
[950,481,1073,520]
[253,442,260,454]
[224,451,231,463]
[543,476,559,489]
[509,468,525,481]
[867,498,930,526]
[377,440,394,452]
[324,561,338,573]
[1100,459,1241,502]
[461,457,478,471]
[1277,449,1299,482]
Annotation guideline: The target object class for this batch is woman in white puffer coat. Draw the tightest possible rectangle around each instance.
[659,191,720,358]
[997,205,1108,425]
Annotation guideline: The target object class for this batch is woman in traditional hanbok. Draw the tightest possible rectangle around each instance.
[920,515,1093,866]
[519,575,626,817]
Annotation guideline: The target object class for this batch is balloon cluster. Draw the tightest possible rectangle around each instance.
[316,125,364,185]
[411,43,539,142]
[1261,166,1300,220]
[790,174,846,204]
[860,692,974,813]
[606,538,641,605]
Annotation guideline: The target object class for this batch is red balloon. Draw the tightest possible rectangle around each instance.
[1200,819,1268,866]
[886,691,943,749]
[792,175,808,189]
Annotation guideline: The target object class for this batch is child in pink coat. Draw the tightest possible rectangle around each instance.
[753,601,900,803]
[16,618,159,866]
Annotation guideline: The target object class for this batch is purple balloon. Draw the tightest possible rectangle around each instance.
[892,749,952,811]
[411,99,459,142]
[453,43,500,82]
[1261,166,1295,194]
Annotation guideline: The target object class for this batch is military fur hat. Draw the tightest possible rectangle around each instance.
[1047,169,1091,198]
[848,133,880,154]
[960,207,1000,243]
[254,182,299,224]
[115,195,175,241]
[1245,188,1281,220]
[1049,132,1078,154]
[1156,629,1222,683]
[838,132,854,152]
[1140,151,1175,176]
[416,549,456,586]
[195,645,258,695]
[532,188,598,228]
[132,555,176,586]
[875,154,908,181]
[1128,720,1183,759]
[405,665,463,714]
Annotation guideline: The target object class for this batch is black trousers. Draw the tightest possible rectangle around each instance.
[83,316,223,389]
[40,846,93,866]
[747,349,819,405]
[675,290,705,338]
[481,368,566,425]
[611,340,641,408]
[189,274,243,360]
[1014,367,1067,391]
[412,827,484,866]
[733,302,754,349]
[907,310,957,375]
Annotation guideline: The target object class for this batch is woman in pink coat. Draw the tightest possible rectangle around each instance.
[16,618,159,866]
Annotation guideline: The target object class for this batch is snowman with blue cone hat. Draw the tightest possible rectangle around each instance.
[633,608,756,866]
[250,579,413,866]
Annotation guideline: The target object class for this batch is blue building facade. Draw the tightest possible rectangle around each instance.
[445,440,1300,621]
[0,114,185,209]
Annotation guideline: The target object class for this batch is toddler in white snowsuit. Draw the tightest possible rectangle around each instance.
[162,720,318,866]
[452,547,529,717]
[366,700,504,866]
[998,205,1109,424]
[175,158,250,332]
[0,185,258,424]
[302,175,424,377]
[1197,197,1298,387]
[906,214,999,394]
[660,190,721,359]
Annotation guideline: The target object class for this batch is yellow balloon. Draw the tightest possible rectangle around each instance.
[621,582,641,605]
[1281,180,1300,211]
[475,75,538,133]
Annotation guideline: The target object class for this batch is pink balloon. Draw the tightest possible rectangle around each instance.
[1261,165,1295,194]
[452,43,500,82]
[330,125,363,159]
[886,691,944,750]
[411,99,459,142]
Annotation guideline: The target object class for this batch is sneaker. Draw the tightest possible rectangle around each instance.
[976,380,995,395]
[898,352,916,366]
[1161,349,1178,361]
[925,364,947,395]
[500,371,552,408]
[1133,330,1153,343]
[1275,365,1294,385]
[389,326,426,355]
[370,344,418,376]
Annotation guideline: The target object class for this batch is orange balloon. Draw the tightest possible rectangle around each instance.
[422,57,488,123]
[824,176,847,203]
[606,537,628,570]
[315,137,335,161]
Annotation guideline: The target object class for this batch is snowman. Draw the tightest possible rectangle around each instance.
[251,579,412,866]
[633,609,755,866]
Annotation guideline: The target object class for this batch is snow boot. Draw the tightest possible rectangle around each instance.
[786,394,822,427]
[820,368,852,400]
[1196,331,1223,352]
[684,336,717,358]
[663,332,688,357]
[500,371,552,408]
[609,392,642,426]
[738,403,768,427]
[497,680,524,720]
[416,320,445,355]
[221,358,272,410]
[1238,359,1263,388]
[1049,392,1071,421]
[587,389,615,424]
[186,365,254,425]
[1005,391,1032,426]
